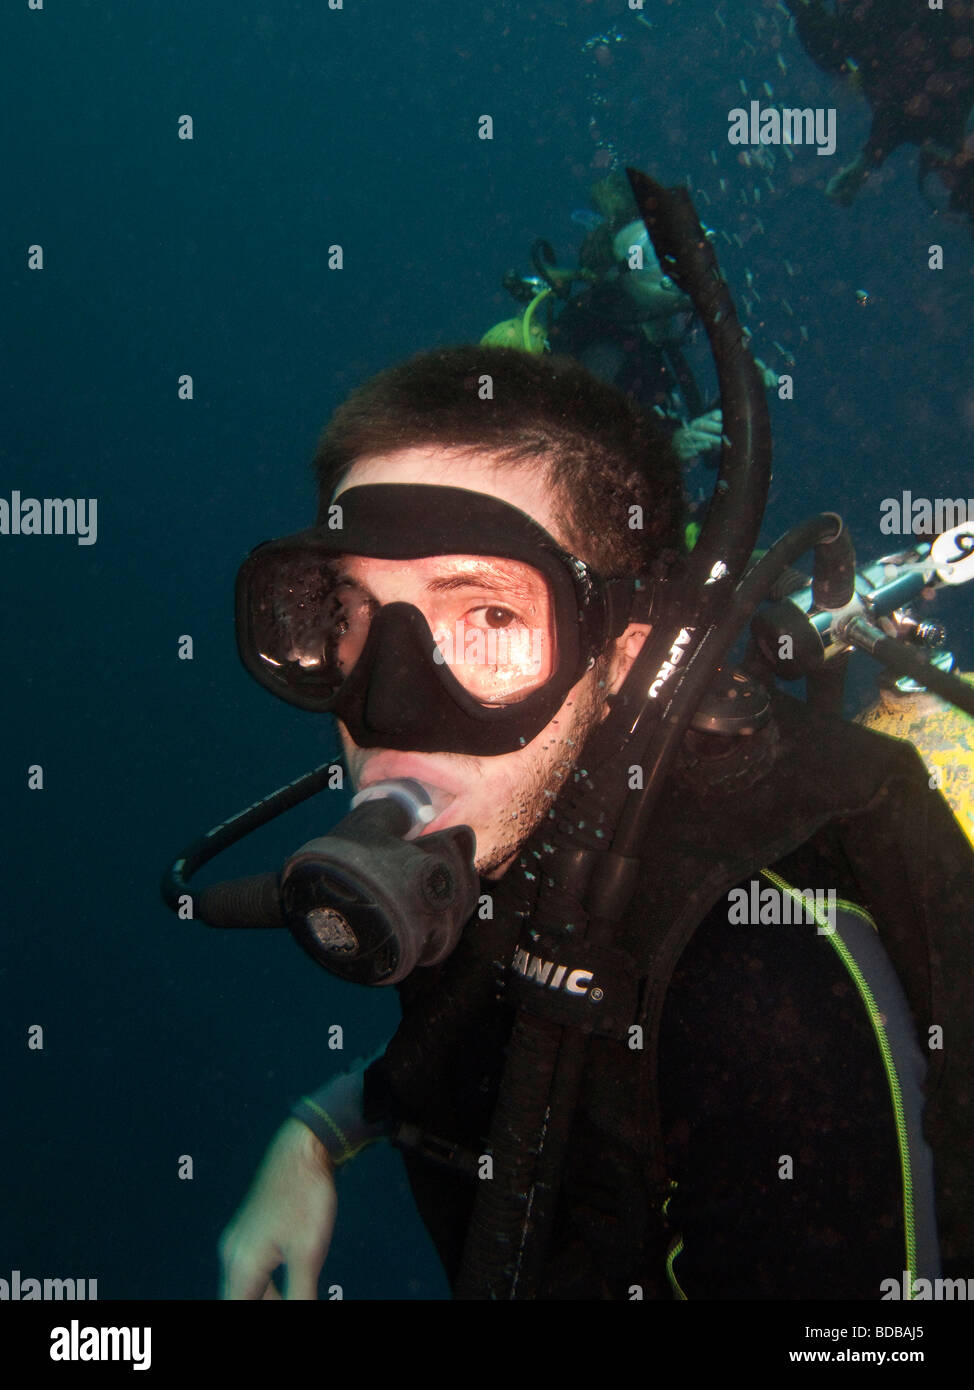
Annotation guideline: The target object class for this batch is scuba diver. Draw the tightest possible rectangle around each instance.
[483,170,779,470]
[168,173,974,1300]
[784,0,974,231]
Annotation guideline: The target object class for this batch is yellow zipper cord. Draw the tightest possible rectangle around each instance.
[660,1180,688,1299]
[761,868,917,1296]
[665,1236,687,1301]
[295,1097,375,1166]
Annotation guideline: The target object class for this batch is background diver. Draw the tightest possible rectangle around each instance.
[483,169,780,474]
[784,0,974,231]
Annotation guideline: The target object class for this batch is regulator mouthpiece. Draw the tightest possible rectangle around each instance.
[348,777,437,838]
[280,778,479,985]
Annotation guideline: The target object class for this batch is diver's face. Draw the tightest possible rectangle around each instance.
[622,267,691,322]
[613,220,691,323]
[331,447,648,878]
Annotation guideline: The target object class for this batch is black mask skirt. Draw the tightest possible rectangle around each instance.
[235,484,642,755]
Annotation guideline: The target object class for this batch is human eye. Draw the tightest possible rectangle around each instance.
[465,603,527,631]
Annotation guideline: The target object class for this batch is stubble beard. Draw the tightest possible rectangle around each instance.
[475,661,611,878]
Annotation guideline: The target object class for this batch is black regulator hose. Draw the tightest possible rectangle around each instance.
[161,761,340,926]
[608,513,849,868]
[530,238,572,299]
[843,620,974,718]
[632,168,771,591]
[456,171,774,1300]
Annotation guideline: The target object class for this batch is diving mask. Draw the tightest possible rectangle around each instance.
[235,484,640,755]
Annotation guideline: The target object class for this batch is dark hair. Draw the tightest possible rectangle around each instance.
[311,345,685,579]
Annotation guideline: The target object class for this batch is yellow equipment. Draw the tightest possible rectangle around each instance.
[480,288,552,354]
[856,674,974,848]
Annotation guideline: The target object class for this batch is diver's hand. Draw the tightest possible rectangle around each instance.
[672,409,723,461]
[753,357,779,389]
[219,1118,337,1300]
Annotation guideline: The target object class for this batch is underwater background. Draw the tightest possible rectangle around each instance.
[3,0,973,1299]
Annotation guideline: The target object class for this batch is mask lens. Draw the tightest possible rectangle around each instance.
[426,553,557,704]
[243,549,350,702]
[242,548,558,708]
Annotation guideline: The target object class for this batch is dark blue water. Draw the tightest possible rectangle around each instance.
[3,0,972,1301]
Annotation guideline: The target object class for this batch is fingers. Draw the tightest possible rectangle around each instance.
[218,1221,288,1301]
[220,1241,320,1300]
[672,419,724,462]
[220,1242,282,1301]
[671,429,699,462]
[682,412,724,457]
[688,434,721,453]
[281,1253,323,1301]
[690,410,723,436]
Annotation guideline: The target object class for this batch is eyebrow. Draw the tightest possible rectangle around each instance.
[425,562,543,600]
[334,559,544,602]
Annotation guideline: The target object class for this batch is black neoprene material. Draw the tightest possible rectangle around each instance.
[549,292,696,426]
[659,898,916,1299]
[362,688,974,1298]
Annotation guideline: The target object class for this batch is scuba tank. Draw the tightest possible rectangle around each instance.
[480,241,583,352]
[856,673,974,849]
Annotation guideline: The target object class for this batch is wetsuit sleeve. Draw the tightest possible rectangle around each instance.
[290,1052,391,1166]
